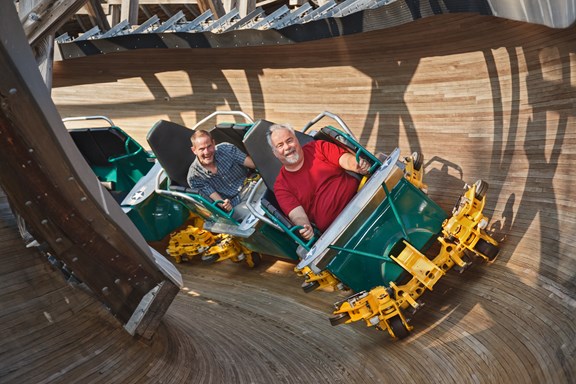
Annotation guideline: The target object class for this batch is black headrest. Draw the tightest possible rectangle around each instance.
[147,120,194,187]
[242,120,314,191]
[211,123,249,152]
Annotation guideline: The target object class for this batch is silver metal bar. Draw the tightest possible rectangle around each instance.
[301,111,356,139]
[205,8,240,32]
[131,15,160,34]
[152,10,185,33]
[300,0,336,22]
[272,3,312,29]
[250,5,289,30]
[74,25,100,41]
[62,115,115,127]
[99,19,130,38]
[175,9,212,32]
[222,7,264,31]
[191,110,254,131]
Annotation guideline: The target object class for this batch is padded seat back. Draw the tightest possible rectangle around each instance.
[69,127,127,167]
[147,120,195,187]
[211,123,249,151]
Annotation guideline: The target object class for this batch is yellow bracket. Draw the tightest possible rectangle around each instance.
[404,153,428,192]
[391,241,444,290]
[442,181,499,262]
[295,266,343,291]
[167,225,249,265]
[167,225,215,263]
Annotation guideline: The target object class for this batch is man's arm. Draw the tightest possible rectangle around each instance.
[339,153,370,175]
[288,206,314,240]
[244,155,255,169]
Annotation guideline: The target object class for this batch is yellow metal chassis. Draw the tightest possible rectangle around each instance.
[166,219,259,268]
[330,180,499,339]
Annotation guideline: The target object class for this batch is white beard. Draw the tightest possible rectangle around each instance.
[284,151,300,164]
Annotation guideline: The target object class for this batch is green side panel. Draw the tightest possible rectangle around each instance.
[239,222,299,261]
[125,195,189,242]
[326,179,447,292]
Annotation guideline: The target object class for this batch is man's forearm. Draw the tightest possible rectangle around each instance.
[288,206,314,240]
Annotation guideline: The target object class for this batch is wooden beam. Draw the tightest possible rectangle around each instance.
[108,0,197,3]
[121,0,139,25]
[20,0,89,47]
[159,4,174,17]
[85,0,111,31]
[140,4,153,19]
[197,0,225,18]
[110,4,121,25]
[237,0,256,17]
[32,35,55,91]
[184,4,199,18]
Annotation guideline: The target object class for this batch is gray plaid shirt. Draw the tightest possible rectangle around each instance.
[187,143,249,206]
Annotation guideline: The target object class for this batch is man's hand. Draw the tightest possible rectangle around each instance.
[340,153,370,175]
[299,224,314,240]
[355,158,370,175]
[288,206,314,241]
[219,199,232,212]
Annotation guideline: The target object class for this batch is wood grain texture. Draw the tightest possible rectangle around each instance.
[1,13,573,383]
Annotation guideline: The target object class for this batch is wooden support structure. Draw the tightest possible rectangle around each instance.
[1,1,181,339]
[20,0,89,47]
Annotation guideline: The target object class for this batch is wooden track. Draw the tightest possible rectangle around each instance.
[1,13,574,383]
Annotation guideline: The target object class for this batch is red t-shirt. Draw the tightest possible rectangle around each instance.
[274,140,359,232]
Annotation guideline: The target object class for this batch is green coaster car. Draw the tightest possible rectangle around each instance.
[67,112,500,339]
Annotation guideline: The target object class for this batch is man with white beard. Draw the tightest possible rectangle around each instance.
[267,124,370,240]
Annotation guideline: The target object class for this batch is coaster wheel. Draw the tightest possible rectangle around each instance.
[411,151,423,171]
[474,238,499,261]
[329,312,351,326]
[246,252,262,268]
[474,179,489,200]
[201,254,219,264]
[389,315,410,339]
[301,280,320,293]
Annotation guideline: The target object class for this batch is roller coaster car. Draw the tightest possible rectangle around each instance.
[64,116,190,243]
[67,112,500,340]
